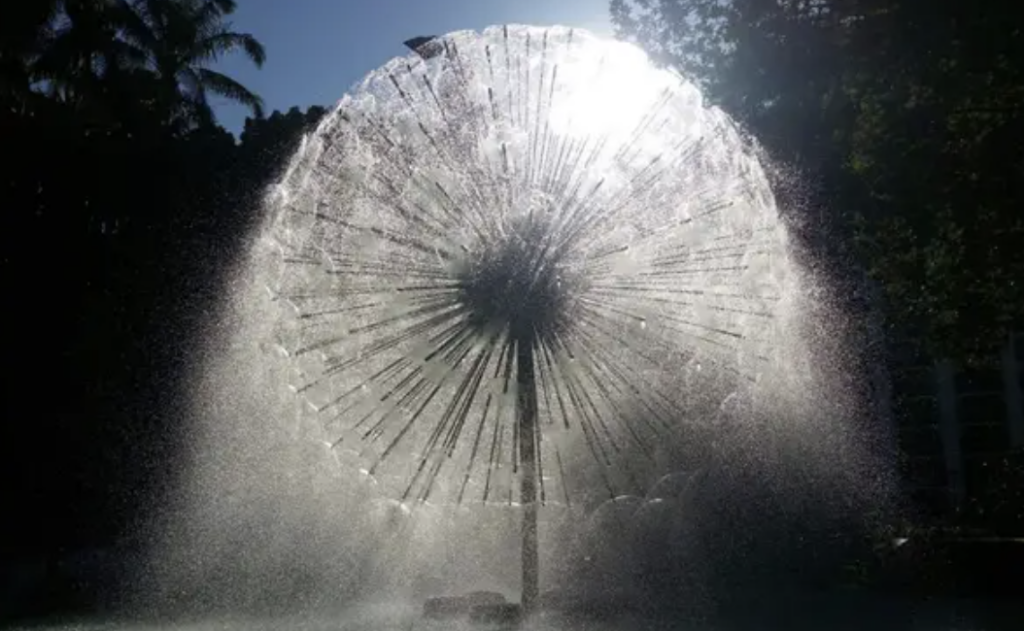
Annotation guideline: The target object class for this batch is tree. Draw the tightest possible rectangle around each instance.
[29,1,144,107]
[2,0,266,129]
[611,0,1024,365]
[840,2,1024,362]
[119,0,267,126]
[0,1,61,103]
[0,1,320,618]
[238,105,327,184]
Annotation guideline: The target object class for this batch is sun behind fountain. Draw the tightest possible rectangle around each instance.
[263,25,795,611]
[268,26,790,509]
[144,24,898,621]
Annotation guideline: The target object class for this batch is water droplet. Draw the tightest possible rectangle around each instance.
[639,318,647,330]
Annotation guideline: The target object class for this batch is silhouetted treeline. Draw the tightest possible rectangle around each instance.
[0,1,326,586]
[612,0,1024,366]
[612,0,1024,535]
[2,1,1023,617]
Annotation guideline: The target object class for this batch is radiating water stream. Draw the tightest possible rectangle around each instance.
[265,24,789,508]
[138,25,896,624]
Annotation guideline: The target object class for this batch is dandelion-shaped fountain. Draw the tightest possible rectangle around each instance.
[265,25,789,613]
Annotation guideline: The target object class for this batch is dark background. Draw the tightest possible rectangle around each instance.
[2,0,1022,623]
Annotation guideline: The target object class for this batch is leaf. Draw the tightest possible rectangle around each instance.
[197,67,264,119]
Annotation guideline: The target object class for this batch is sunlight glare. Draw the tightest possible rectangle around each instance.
[547,37,677,143]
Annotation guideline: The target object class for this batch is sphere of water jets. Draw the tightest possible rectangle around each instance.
[646,471,689,498]
[267,25,789,509]
[587,495,644,535]
[633,497,678,546]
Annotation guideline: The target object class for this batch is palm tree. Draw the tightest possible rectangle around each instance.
[0,1,61,104]
[30,1,147,110]
[120,0,266,127]
[6,0,265,128]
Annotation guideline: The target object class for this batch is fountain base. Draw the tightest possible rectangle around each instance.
[421,590,506,619]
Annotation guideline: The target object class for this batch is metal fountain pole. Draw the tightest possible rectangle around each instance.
[407,30,543,611]
[515,330,539,613]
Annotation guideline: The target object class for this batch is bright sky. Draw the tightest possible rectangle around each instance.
[212,0,614,135]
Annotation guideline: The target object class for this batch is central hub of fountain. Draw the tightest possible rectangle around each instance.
[452,214,583,612]
[257,23,796,620]
[456,216,577,342]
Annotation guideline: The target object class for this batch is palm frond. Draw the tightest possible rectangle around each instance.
[30,24,89,86]
[178,66,203,103]
[196,67,264,118]
[131,0,172,41]
[0,0,61,59]
[115,0,158,56]
[194,30,266,67]
[196,0,239,25]
[180,68,215,126]
[100,38,149,74]
[209,0,238,14]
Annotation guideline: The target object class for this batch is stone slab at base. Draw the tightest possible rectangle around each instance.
[469,603,522,624]
[422,591,506,619]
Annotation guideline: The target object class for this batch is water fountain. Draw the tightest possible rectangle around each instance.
[143,25,895,629]
[265,22,789,613]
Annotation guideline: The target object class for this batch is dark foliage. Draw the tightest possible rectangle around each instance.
[1,0,1021,619]
[612,0,1024,366]
[1,0,325,620]
[612,0,1024,542]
